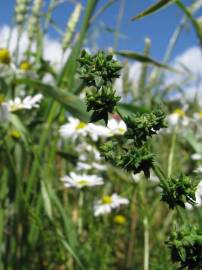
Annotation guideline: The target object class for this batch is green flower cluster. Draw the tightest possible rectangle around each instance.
[160,174,199,209]
[100,108,166,177]
[124,109,167,146]
[77,50,121,124]
[78,50,167,177]
[101,140,155,177]
[166,226,202,270]
[77,49,122,88]
[86,86,121,124]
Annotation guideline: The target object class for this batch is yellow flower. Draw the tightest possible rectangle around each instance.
[20,60,31,71]
[0,48,11,64]
[102,195,112,204]
[114,214,126,225]
[173,108,185,117]
[10,130,21,140]
[0,95,5,104]
[76,121,86,130]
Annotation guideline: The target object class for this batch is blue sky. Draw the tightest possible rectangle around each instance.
[1,0,202,61]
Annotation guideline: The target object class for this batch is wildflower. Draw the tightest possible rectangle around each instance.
[61,172,104,189]
[0,48,11,64]
[167,108,189,127]
[5,94,43,112]
[186,180,202,209]
[193,111,202,120]
[94,193,129,216]
[19,60,32,71]
[114,214,126,225]
[76,142,102,162]
[191,153,202,161]
[77,162,106,171]
[59,117,89,139]
[107,118,127,135]
[10,130,21,140]
[88,122,111,140]
[59,116,111,141]
[194,166,202,173]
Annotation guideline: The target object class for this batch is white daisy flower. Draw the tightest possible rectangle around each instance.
[94,193,129,216]
[167,108,189,127]
[88,123,111,141]
[77,161,106,171]
[61,172,104,189]
[5,94,43,112]
[76,143,102,162]
[59,117,111,140]
[107,118,127,135]
[59,117,89,139]
[194,166,202,173]
[191,153,202,161]
[186,180,202,209]
[193,111,202,121]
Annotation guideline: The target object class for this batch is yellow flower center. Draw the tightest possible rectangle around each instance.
[114,215,126,225]
[173,108,184,117]
[102,195,112,204]
[118,127,126,134]
[78,179,89,186]
[20,61,31,71]
[0,95,5,104]
[199,111,202,118]
[76,121,86,130]
[10,130,21,139]
[0,48,11,64]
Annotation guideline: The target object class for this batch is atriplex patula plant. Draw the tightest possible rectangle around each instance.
[77,49,202,270]
[0,0,202,269]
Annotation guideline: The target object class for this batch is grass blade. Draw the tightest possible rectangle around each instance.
[15,78,90,122]
[114,50,179,72]
[57,0,99,89]
[132,0,175,21]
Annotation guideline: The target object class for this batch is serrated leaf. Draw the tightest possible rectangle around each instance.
[132,0,175,20]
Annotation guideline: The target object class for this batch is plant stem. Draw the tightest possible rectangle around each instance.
[167,125,178,177]
[143,217,149,270]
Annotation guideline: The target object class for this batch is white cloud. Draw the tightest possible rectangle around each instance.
[0,25,70,66]
[163,46,202,103]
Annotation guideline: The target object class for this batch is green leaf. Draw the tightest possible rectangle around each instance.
[15,78,90,122]
[41,181,52,219]
[114,50,179,72]
[132,0,175,20]
[175,0,202,45]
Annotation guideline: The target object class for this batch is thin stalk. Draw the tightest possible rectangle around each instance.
[152,163,169,191]
[114,0,125,50]
[143,217,149,270]
[78,191,84,235]
[167,125,178,177]
[127,191,137,268]
[26,102,58,199]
